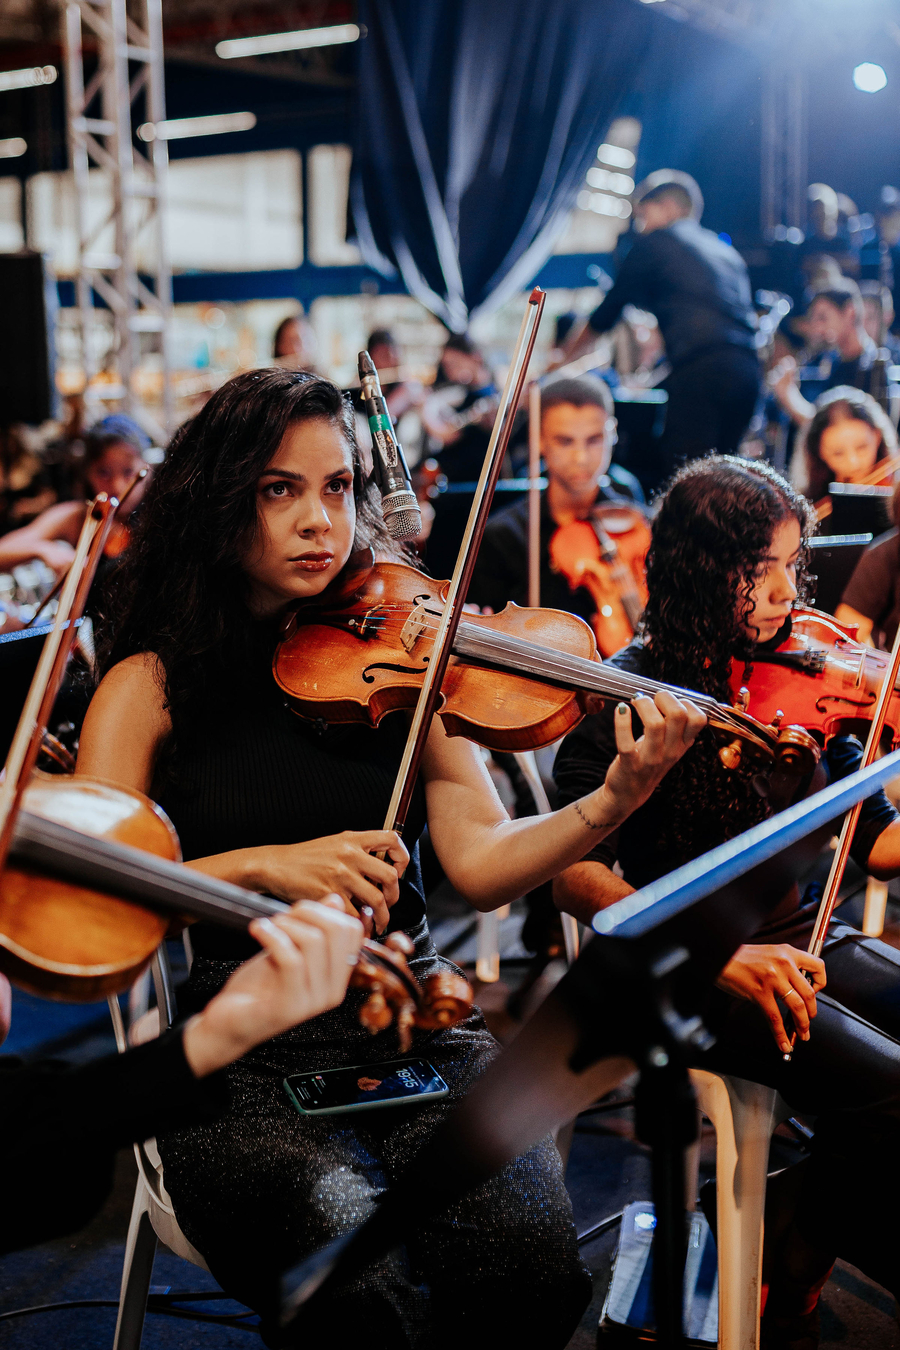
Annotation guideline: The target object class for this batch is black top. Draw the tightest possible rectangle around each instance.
[588,219,756,368]
[821,336,883,396]
[467,481,645,619]
[553,637,898,943]
[1,1029,227,1255]
[157,634,427,963]
[841,527,900,649]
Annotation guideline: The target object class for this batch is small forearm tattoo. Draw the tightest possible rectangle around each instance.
[574,799,622,832]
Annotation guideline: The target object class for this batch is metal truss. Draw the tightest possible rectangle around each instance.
[761,62,808,241]
[62,0,172,439]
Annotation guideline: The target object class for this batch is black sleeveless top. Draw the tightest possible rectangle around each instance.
[156,633,428,963]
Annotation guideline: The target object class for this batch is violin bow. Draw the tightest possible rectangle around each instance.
[381,288,546,838]
[0,494,117,867]
[784,617,900,1060]
[527,381,542,609]
[814,453,900,521]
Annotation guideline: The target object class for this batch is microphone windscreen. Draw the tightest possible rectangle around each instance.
[386,507,422,541]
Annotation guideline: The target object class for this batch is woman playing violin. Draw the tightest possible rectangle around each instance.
[0,419,149,579]
[75,369,705,1349]
[554,457,900,1349]
[793,385,897,502]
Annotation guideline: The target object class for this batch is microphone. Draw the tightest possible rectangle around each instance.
[358,350,422,541]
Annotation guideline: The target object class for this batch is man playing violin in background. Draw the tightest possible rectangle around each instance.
[467,375,645,621]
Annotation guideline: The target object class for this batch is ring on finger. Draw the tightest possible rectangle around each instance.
[782,988,800,1001]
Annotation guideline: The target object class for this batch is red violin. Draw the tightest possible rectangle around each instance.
[730,606,900,749]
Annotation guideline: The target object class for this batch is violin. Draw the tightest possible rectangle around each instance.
[2,776,472,1052]
[549,504,651,657]
[275,553,820,782]
[730,605,900,748]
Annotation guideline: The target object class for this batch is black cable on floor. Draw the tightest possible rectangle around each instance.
[0,1291,259,1329]
[577,1210,624,1246]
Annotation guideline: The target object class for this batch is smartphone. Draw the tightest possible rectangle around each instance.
[284,1059,449,1116]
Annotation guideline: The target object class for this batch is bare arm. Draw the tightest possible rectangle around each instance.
[553,859,633,925]
[77,657,408,934]
[0,502,84,575]
[423,691,706,910]
[771,358,814,427]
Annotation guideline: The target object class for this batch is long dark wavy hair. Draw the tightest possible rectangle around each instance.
[640,456,815,864]
[102,368,403,754]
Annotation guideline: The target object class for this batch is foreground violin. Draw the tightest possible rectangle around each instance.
[549,503,651,657]
[730,605,900,748]
[276,553,820,783]
[2,776,471,1052]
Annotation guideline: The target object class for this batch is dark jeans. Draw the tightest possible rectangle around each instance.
[660,346,761,471]
[694,923,900,1299]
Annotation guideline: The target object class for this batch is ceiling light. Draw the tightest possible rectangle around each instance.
[0,136,26,158]
[138,111,256,142]
[598,143,635,170]
[216,22,360,60]
[0,65,57,93]
[853,63,887,93]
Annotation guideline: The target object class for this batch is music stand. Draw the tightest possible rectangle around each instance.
[0,625,60,763]
[280,748,900,1348]
[808,533,872,615]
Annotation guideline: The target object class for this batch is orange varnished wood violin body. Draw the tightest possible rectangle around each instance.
[276,553,821,781]
[549,504,650,657]
[730,605,900,748]
[1,774,472,1049]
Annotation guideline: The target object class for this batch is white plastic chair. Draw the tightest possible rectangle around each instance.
[109,944,219,1350]
[689,1069,791,1350]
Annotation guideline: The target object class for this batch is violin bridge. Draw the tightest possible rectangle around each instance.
[400,602,431,653]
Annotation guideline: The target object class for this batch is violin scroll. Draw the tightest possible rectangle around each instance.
[351,931,473,1052]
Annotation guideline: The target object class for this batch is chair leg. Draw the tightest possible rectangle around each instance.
[691,1071,778,1350]
[113,1178,158,1350]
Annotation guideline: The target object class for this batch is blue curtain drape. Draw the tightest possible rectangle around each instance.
[351,0,650,329]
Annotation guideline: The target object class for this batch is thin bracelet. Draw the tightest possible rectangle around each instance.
[574,800,602,830]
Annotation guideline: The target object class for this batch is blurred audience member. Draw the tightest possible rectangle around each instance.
[860,281,900,361]
[0,418,150,577]
[365,328,424,422]
[0,427,56,534]
[793,386,896,499]
[273,313,319,372]
[423,333,497,479]
[560,172,760,471]
[799,184,859,284]
[773,281,883,426]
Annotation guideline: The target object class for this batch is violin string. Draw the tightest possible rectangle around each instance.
[322,611,753,736]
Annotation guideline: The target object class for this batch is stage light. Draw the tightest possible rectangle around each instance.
[598,143,635,170]
[138,111,257,142]
[216,22,360,60]
[0,65,57,93]
[0,137,26,158]
[853,63,887,93]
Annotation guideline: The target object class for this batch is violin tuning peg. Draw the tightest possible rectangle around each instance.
[719,739,743,771]
[734,686,750,713]
[771,709,784,729]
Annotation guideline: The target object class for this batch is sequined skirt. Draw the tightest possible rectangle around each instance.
[158,918,591,1348]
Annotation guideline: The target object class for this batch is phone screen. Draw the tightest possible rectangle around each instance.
[284,1059,448,1115]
